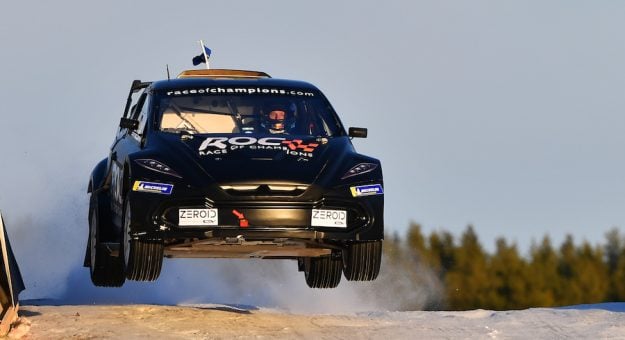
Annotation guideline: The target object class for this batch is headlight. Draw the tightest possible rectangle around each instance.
[341,163,378,180]
[134,159,182,178]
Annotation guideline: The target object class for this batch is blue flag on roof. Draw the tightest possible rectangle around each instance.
[192,46,212,66]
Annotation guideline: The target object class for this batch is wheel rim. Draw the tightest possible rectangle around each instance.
[89,211,97,274]
[123,200,131,268]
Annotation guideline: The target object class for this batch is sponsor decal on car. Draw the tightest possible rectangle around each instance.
[198,136,319,158]
[165,87,315,97]
[231,209,249,227]
[132,181,174,195]
[350,184,384,197]
[311,209,347,228]
[179,208,218,226]
[281,140,319,152]
[111,163,124,206]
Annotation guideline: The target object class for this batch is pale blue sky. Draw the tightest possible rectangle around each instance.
[1,0,625,263]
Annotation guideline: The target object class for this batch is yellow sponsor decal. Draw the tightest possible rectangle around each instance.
[350,187,358,197]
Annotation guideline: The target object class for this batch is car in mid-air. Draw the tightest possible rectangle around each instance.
[84,68,384,288]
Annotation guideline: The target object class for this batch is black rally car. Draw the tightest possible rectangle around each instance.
[85,69,384,288]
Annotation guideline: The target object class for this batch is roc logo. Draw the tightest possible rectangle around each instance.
[198,136,320,158]
[350,184,384,197]
[281,139,319,152]
[132,181,173,195]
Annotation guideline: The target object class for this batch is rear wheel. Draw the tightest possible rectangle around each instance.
[303,255,342,288]
[88,195,125,287]
[342,240,382,281]
[122,198,164,281]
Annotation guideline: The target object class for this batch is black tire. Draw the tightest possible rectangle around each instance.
[122,198,164,281]
[343,240,382,281]
[304,255,342,288]
[89,195,125,287]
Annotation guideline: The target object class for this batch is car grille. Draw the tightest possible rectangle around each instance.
[219,184,309,197]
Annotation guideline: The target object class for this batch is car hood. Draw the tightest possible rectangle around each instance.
[155,134,351,184]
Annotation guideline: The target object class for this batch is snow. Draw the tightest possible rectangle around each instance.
[9,303,625,339]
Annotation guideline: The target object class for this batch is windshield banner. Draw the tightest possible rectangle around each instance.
[165,87,315,97]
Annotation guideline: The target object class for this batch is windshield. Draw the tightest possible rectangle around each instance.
[155,88,344,137]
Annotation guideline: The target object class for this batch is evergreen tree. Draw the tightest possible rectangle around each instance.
[612,250,625,300]
[527,236,558,306]
[383,231,404,262]
[605,228,622,273]
[445,225,490,310]
[488,238,529,310]
[406,222,429,264]
[604,228,624,300]
[385,223,623,310]
[556,235,583,305]
[574,241,608,303]
[428,231,456,276]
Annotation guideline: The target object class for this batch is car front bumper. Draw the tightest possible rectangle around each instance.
[127,183,384,243]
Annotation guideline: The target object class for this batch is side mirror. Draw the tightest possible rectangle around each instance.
[119,117,139,130]
[348,127,368,138]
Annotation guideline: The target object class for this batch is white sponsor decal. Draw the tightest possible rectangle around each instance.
[179,208,218,226]
[199,137,283,151]
[198,136,317,158]
[111,163,124,205]
[311,209,347,228]
[166,87,315,97]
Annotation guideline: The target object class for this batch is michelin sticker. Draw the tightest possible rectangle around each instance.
[132,181,173,195]
[350,184,384,197]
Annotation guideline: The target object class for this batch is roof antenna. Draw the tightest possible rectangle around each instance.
[166,64,171,81]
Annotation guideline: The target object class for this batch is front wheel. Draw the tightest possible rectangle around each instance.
[342,240,382,281]
[121,197,164,281]
[88,195,125,287]
[303,255,342,289]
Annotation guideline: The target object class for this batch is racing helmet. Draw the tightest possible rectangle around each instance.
[260,102,296,134]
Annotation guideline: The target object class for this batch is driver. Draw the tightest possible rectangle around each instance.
[261,103,296,134]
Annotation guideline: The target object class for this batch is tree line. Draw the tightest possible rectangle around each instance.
[383,223,625,310]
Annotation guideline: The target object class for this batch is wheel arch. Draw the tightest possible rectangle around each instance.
[88,158,109,193]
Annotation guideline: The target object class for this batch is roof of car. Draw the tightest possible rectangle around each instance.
[150,69,319,92]
[177,69,271,79]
